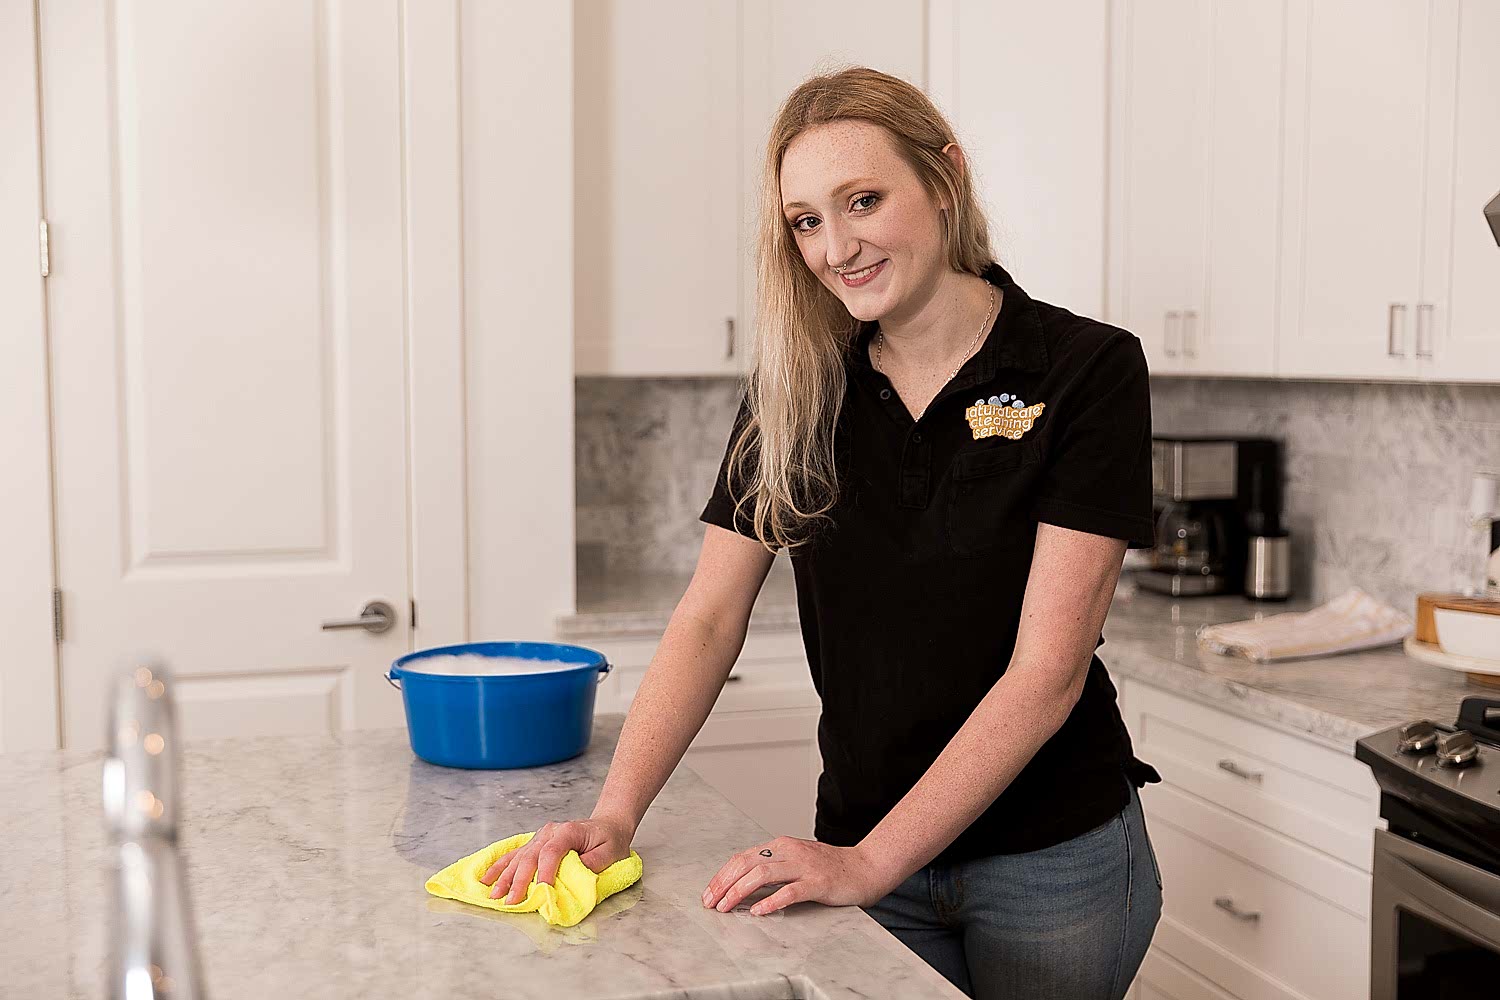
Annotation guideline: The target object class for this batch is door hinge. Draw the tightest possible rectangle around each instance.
[409,597,417,630]
[52,587,63,643]
[39,220,50,277]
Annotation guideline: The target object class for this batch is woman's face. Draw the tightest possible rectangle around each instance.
[779,119,948,323]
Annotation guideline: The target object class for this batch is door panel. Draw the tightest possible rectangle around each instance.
[1117,0,1199,372]
[41,0,410,748]
[1436,0,1500,381]
[1279,0,1432,378]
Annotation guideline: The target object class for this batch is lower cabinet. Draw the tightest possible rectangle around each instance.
[580,624,822,840]
[1116,675,1382,1000]
[684,706,821,841]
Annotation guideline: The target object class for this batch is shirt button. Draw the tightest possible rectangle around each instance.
[912,432,923,443]
[879,388,892,400]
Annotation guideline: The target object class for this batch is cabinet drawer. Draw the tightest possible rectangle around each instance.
[1121,678,1379,870]
[589,628,816,715]
[1134,947,1238,1000]
[1151,815,1369,1000]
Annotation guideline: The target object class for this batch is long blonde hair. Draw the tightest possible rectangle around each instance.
[726,65,999,551]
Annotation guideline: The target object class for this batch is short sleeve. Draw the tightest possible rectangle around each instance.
[698,392,768,544]
[1029,332,1155,549]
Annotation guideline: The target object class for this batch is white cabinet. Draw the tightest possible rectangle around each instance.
[574,0,740,376]
[1133,949,1241,1000]
[1118,676,1381,1000]
[1108,0,1281,377]
[1433,0,1500,382]
[925,2,1112,321]
[1276,0,1451,380]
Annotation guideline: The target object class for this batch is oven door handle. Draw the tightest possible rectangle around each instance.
[1376,831,1500,945]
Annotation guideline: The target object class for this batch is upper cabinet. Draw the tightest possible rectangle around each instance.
[1276,0,1447,379]
[578,0,1498,383]
[928,1,1112,324]
[1110,0,1499,383]
[575,0,923,377]
[574,1,740,376]
[1110,0,1286,378]
[1435,0,1500,382]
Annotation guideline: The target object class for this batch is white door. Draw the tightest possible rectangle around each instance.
[1277,0,1436,378]
[41,0,411,749]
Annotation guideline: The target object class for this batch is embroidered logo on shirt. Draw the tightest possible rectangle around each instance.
[965,394,1044,440]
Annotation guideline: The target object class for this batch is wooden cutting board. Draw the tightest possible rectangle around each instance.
[1416,592,1500,643]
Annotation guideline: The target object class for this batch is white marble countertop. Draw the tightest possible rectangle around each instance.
[560,565,1491,750]
[1,713,966,1000]
[1100,582,1488,749]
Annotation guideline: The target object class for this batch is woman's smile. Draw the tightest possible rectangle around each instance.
[839,258,888,287]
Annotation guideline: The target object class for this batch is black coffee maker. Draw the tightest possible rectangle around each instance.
[1137,436,1284,597]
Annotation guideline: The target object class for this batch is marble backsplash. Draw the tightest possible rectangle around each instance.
[575,375,1500,613]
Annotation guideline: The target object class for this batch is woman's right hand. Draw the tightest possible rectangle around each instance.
[479,815,637,902]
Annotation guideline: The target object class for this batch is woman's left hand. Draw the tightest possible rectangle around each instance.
[701,835,897,916]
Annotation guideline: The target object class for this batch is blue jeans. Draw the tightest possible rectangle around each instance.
[860,779,1163,1000]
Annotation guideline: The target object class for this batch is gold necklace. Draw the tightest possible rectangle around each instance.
[875,283,996,419]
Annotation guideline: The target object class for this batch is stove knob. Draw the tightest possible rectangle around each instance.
[1398,721,1439,754]
[1436,730,1479,768]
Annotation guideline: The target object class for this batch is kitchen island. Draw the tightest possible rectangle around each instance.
[0,711,967,1000]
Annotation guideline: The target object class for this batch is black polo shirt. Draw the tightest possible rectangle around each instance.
[699,260,1161,865]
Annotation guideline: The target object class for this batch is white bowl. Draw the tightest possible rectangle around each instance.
[1433,606,1500,663]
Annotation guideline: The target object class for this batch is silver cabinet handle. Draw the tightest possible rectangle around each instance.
[321,600,397,634]
[1214,896,1261,922]
[726,316,736,359]
[1415,302,1434,358]
[1164,311,1181,357]
[1183,309,1198,358]
[1387,302,1408,357]
[1218,758,1263,783]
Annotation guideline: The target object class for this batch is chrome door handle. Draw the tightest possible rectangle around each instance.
[1164,311,1181,357]
[321,600,397,634]
[1387,302,1408,357]
[1218,758,1263,783]
[1183,309,1198,358]
[726,316,736,359]
[1214,896,1261,922]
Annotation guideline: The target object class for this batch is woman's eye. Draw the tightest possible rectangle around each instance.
[790,195,877,235]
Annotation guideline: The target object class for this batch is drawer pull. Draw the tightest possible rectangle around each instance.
[1214,896,1261,923]
[1217,758,1263,783]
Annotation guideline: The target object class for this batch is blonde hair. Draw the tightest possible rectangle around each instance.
[725,65,999,551]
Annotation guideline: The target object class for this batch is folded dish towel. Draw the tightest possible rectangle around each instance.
[1196,588,1413,662]
[425,830,643,927]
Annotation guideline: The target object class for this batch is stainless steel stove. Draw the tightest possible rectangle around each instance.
[1355,696,1500,999]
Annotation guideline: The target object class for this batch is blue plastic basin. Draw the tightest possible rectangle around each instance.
[387,641,612,769]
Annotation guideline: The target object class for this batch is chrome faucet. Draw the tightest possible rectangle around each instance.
[103,658,205,1000]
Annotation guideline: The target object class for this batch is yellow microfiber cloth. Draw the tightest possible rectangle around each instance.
[424,830,644,928]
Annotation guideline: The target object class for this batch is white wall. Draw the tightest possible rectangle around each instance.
[461,1,578,639]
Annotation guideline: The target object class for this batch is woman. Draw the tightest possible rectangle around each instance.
[482,66,1163,999]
